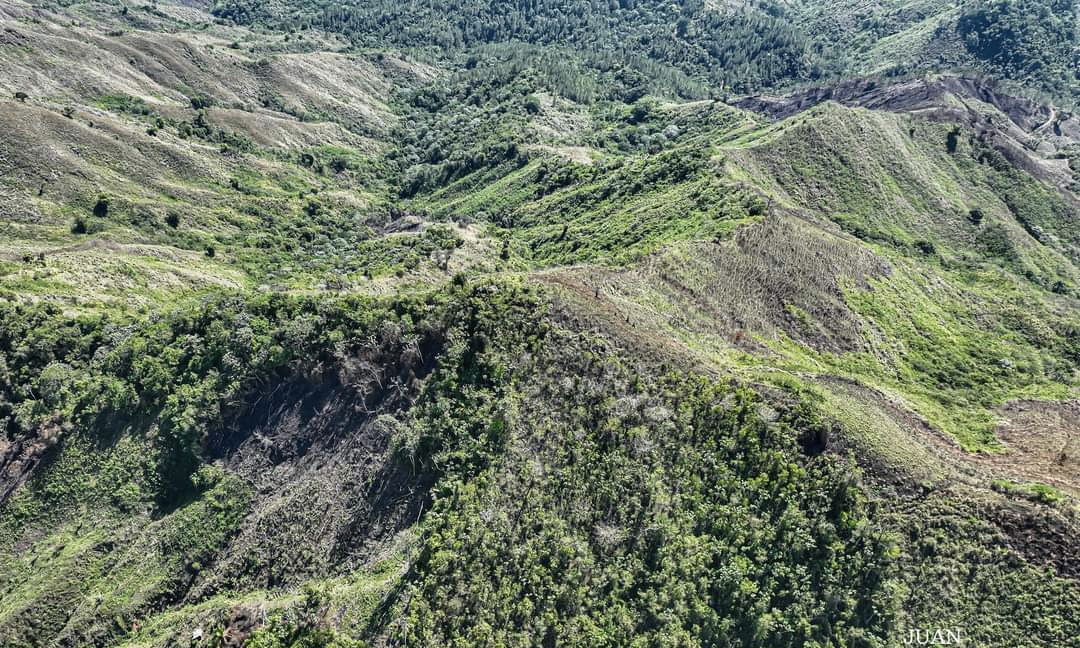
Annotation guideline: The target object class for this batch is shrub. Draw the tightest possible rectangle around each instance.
[190,95,214,110]
[946,127,960,153]
[523,94,542,114]
[329,156,349,174]
[93,196,109,219]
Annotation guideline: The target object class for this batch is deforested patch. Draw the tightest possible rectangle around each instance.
[184,308,450,597]
[610,214,892,354]
[989,400,1080,496]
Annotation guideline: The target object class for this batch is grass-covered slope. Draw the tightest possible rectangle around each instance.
[409,96,1080,452]
[0,0,455,311]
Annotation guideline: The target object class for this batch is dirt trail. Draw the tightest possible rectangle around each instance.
[1034,107,1058,134]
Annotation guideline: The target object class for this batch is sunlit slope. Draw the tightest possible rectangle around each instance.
[423,100,1080,452]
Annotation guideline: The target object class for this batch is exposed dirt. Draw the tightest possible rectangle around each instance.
[817,376,1080,579]
[988,400,1080,495]
[990,498,1080,579]
[736,75,1075,140]
[736,74,1080,195]
[189,325,446,600]
[819,376,1080,497]
[530,144,596,165]
[219,604,265,648]
[0,424,59,505]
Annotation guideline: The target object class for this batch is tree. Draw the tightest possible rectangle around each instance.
[93,196,109,219]
[524,95,542,114]
[946,127,961,154]
[329,156,349,174]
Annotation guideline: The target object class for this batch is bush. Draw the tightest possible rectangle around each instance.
[190,95,214,110]
[523,94,542,114]
[946,127,961,154]
[93,196,109,219]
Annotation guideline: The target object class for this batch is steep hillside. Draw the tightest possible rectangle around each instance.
[0,0,448,311]
[1,1,1079,647]
[4,282,1079,648]
[211,0,1080,102]
[790,0,1078,98]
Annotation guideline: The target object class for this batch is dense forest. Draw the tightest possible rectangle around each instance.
[212,0,836,93]
[212,0,1079,101]
[0,282,899,647]
[956,0,1079,100]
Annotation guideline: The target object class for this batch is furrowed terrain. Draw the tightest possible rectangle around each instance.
[1,1,1079,647]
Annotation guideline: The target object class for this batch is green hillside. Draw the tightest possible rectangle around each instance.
[211,0,1080,102]
[1,1,1079,647]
